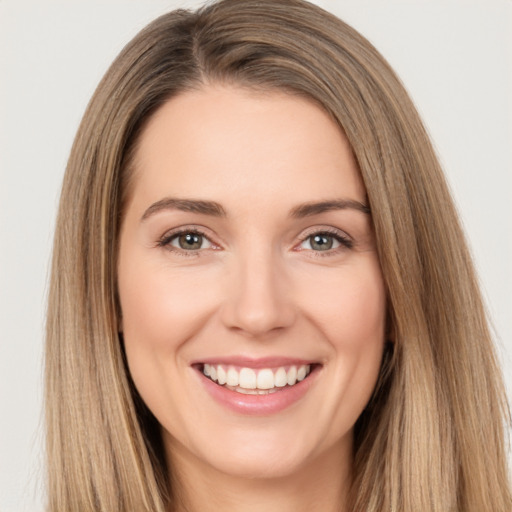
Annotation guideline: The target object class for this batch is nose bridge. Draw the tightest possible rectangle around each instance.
[221,241,295,337]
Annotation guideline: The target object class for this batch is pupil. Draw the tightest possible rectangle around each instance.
[311,234,332,251]
[179,233,202,250]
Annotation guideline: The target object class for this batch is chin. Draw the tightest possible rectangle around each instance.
[166,418,347,482]
[201,443,314,480]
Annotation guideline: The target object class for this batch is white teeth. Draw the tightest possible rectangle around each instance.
[226,367,239,386]
[256,369,274,390]
[217,366,227,385]
[239,368,257,389]
[233,387,278,395]
[202,363,312,392]
[274,367,288,387]
[234,387,252,395]
[287,366,297,386]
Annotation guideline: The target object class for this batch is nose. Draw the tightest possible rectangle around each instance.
[220,248,296,338]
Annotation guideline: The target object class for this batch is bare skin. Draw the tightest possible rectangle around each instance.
[168,433,351,512]
[117,85,386,512]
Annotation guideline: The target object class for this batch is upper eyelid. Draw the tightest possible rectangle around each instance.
[159,225,216,242]
[296,225,352,242]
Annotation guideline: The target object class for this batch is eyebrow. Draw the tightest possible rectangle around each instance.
[141,197,370,221]
[141,198,227,220]
[289,199,370,218]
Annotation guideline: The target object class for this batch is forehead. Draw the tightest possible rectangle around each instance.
[128,85,366,213]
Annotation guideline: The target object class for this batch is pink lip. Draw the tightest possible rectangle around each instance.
[193,363,321,416]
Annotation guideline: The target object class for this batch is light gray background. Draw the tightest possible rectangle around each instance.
[1,1,511,510]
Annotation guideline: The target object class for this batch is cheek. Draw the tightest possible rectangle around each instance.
[118,257,219,353]
[298,259,386,346]
[331,281,386,345]
[328,263,386,378]
[296,260,387,419]
[116,250,219,413]
[117,260,229,452]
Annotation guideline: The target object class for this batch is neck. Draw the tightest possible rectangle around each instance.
[167,438,352,512]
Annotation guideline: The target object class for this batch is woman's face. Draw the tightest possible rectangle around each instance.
[117,85,386,479]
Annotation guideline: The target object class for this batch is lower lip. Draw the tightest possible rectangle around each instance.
[195,366,319,416]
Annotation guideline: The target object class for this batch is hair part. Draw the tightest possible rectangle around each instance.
[45,1,511,510]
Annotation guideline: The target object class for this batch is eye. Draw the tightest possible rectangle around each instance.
[297,230,353,253]
[170,231,212,250]
[158,229,214,252]
[301,233,340,251]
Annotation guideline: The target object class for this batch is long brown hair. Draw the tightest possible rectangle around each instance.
[45,1,511,510]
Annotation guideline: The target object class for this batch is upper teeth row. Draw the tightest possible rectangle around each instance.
[203,364,311,390]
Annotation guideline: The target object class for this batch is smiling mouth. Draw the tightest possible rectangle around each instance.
[199,363,317,395]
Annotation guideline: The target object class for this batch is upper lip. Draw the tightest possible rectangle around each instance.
[191,356,320,369]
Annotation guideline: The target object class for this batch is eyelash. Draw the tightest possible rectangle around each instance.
[157,227,215,257]
[157,226,353,257]
[296,227,353,257]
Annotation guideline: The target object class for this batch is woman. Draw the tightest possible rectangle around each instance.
[45,0,511,510]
